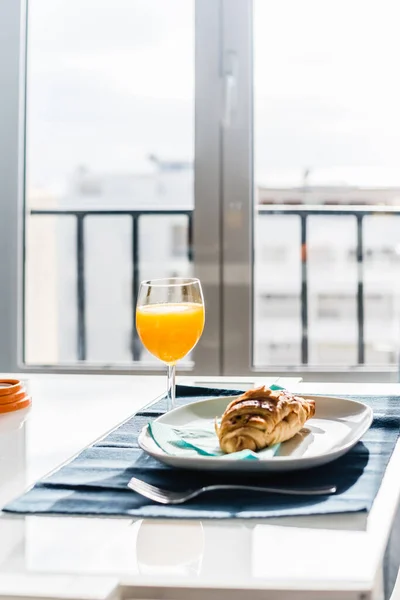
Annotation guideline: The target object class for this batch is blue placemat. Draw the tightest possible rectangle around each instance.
[3,385,400,519]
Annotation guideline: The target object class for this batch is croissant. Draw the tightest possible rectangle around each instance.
[215,387,315,454]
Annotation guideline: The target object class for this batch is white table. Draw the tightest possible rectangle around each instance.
[1,374,400,600]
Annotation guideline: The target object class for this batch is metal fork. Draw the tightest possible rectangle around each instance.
[127,477,337,504]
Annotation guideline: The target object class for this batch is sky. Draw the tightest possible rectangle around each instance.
[27,0,194,193]
[254,0,400,187]
[26,0,400,194]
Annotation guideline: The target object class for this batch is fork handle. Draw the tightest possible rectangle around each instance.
[203,484,336,496]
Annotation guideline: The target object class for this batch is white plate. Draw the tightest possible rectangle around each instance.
[138,394,373,472]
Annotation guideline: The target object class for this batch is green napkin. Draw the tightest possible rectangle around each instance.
[148,385,284,460]
[148,421,280,460]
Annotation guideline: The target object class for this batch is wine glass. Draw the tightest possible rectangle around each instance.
[136,278,205,411]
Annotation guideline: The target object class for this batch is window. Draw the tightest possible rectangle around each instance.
[23,0,197,367]
[171,222,189,259]
[365,294,393,320]
[251,0,400,373]
[309,245,336,265]
[366,343,397,365]
[2,0,400,379]
[258,245,288,263]
[317,294,356,320]
[256,294,299,319]
[315,343,359,367]
[255,342,300,367]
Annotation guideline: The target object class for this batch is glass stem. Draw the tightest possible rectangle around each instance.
[167,364,176,412]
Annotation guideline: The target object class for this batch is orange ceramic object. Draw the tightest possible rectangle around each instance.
[0,380,23,397]
[0,388,28,405]
[0,396,31,414]
[0,379,31,413]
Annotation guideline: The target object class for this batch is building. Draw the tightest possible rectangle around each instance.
[26,162,400,368]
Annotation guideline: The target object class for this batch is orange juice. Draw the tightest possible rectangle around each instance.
[136,302,205,364]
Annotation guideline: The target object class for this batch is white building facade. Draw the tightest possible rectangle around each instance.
[26,165,400,369]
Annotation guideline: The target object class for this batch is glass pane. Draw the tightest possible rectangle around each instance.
[364,215,400,365]
[253,215,301,366]
[25,0,194,365]
[308,216,358,366]
[25,215,77,364]
[253,0,400,369]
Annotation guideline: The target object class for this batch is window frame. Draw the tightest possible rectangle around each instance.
[0,0,224,375]
[1,0,398,382]
[219,0,399,383]
[0,0,26,374]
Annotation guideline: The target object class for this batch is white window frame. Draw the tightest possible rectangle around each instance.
[0,0,224,375]
[1,0,398,382]
[0,0,26,374]
[219,0,399,383]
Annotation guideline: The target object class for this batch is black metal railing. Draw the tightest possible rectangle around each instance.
[258,205,400,365]
[30,208,193,362]
[30,205,400,365]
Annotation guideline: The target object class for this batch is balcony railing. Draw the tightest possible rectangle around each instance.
[29,205,400,367]
[30,208,193,362]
